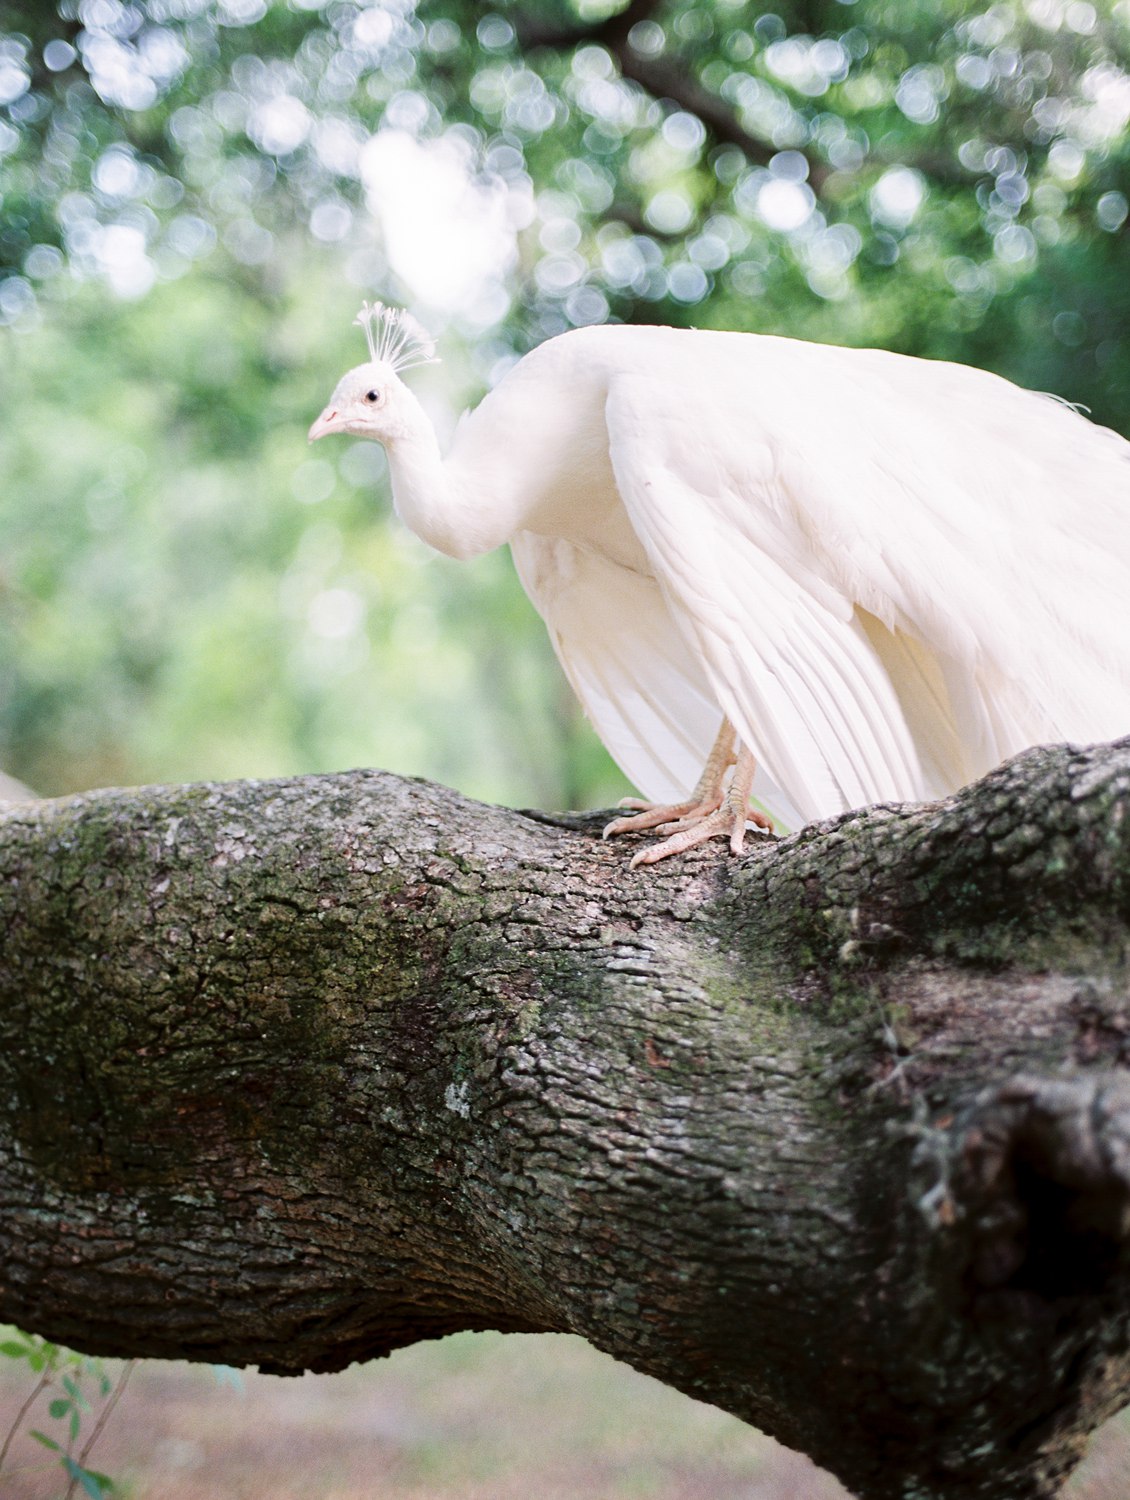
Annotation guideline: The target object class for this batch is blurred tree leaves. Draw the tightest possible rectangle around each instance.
[0,0,1127,805]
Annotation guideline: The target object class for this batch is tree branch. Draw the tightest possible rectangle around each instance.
[619,49,804,177]
[4,742,1130,1499]
[516,0,664,52]
[515,2,979,202]
[516,0,810,180]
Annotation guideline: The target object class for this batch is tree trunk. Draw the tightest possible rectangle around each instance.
[3,741,1130,1500]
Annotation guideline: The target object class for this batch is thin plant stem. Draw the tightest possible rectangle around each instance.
[63,1361,135,1500]
[0,1370,51,1476]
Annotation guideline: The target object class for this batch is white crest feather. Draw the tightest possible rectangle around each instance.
[353,301,438,374]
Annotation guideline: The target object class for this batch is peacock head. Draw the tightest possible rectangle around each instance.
[308,302,437,445]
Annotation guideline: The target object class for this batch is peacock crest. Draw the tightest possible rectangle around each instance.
[354,301,438,374]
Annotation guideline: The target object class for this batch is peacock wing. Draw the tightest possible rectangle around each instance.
[604,373,938,825]
[509,530,724,806]
[755,345,1130,769]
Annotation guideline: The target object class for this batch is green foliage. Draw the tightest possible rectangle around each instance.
[0,0,1127,810]
[0,1328,129,1497]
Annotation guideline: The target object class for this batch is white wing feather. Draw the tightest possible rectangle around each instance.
[468,326,1130,828]
[764,347,1130,751]
[605,378,938,823]
[509,533,717,802]
[594,341,1130,824]
[509,532,807,826]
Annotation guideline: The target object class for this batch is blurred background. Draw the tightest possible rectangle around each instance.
[1,0,1130,1495]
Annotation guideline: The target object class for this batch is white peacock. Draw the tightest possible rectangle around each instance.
[310,302,1130,867]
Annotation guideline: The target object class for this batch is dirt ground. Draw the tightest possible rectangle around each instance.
[4,1329,1130,1499]
[0,1331,848,1499]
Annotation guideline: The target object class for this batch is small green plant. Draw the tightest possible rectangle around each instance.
[0,1328,133,1498]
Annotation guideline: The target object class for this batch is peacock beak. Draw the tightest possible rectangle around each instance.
[308,406,342,442]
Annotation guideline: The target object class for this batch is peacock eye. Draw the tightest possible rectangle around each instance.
[364,389,381,404]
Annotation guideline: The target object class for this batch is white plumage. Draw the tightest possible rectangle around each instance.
[310,313,1130,860]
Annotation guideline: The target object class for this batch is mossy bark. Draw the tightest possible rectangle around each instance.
[3,741,1130,1500]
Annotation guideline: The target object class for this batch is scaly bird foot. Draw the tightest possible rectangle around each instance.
[603,735,774,868]
[627,796,772,868]
[602,794,723,840]
[603,716,739,846]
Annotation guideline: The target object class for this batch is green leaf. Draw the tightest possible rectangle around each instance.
[70,1406,81,1443]
[48,1397,71,1419]
[62,1373,91,1409]
[29,1429,61,1452]
[0,1339,30,1358]
[62,1456,111,1498]
[27,1351,46,1371]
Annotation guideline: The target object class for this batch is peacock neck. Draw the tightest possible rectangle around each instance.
[384,415,507,561]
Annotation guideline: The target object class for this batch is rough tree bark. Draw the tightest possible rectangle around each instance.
[3,740,1130,1500]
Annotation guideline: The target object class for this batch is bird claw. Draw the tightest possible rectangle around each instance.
[628,805,771,868]
[602,798,712,840]
[654,812,709,835]
[605,734,774,866]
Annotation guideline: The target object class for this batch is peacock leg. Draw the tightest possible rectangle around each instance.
[628,744,771,868]
[602,718,738,840]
